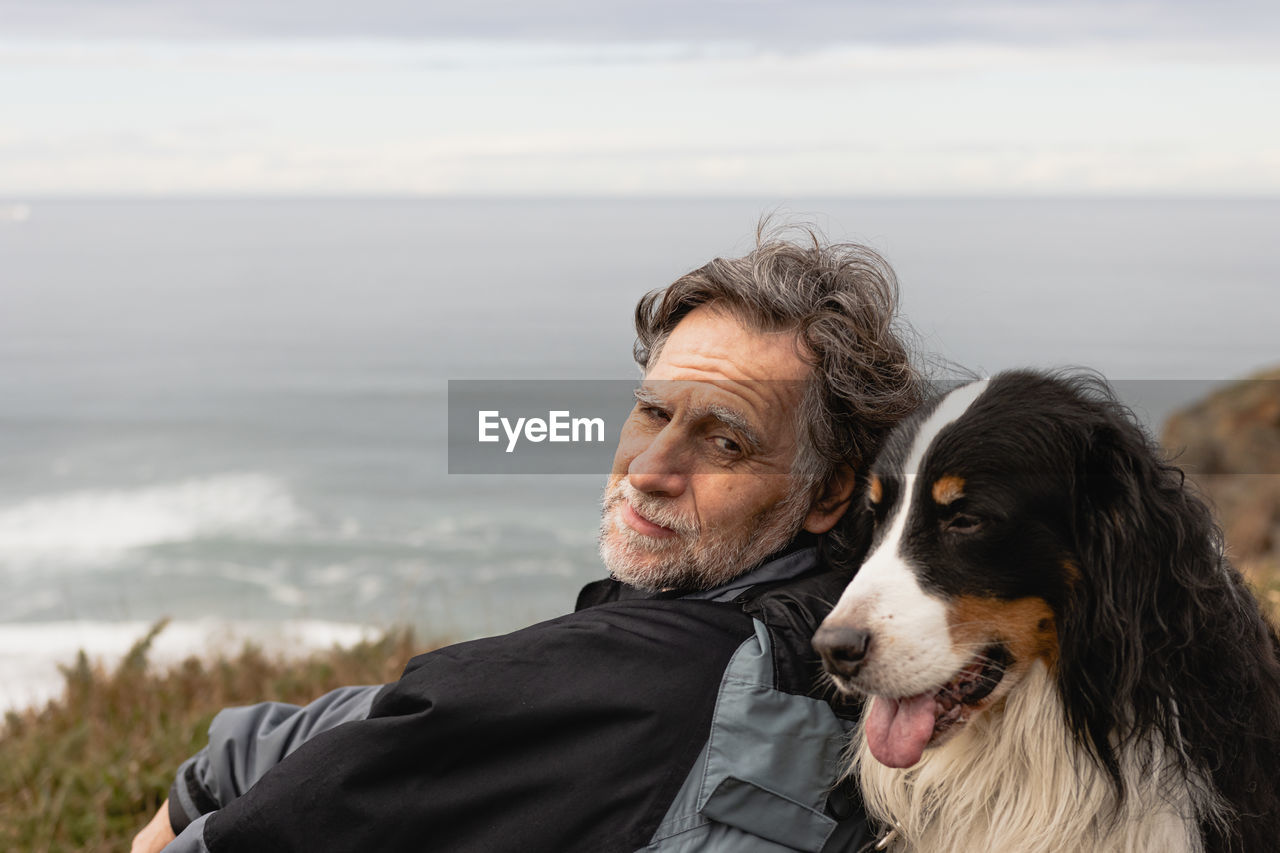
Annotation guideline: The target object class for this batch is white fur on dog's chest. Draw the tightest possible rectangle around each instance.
[854,662,1208,853]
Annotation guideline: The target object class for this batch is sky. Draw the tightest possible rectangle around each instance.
[2,0,1278,196]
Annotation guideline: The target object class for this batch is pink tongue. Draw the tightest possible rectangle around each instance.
[865,693,938,768]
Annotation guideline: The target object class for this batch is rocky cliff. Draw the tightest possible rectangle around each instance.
[1161,366,1280,610]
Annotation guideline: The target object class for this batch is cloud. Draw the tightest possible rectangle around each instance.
[2,3,1275,196]
[2,0,1277,52]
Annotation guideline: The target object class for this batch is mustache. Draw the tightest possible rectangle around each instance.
[605,481,699,537]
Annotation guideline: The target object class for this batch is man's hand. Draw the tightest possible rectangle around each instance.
[131,798,176,853]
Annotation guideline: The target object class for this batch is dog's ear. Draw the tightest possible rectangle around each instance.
[1062,393,1280,849]
[1060,407,1223,791]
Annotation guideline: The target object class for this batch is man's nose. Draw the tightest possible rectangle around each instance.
[627,430,688,497]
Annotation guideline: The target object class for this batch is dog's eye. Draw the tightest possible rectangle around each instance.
[944,513,983,535]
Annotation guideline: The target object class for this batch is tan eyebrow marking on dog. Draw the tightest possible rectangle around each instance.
[932,475,965,505]
[868,474,883,504]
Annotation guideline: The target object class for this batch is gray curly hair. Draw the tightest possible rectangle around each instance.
[632,223,923,561]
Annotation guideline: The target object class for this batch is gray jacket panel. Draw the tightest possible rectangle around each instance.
[644,621,856,852]
[169,683,380,829]
[165,813,211,853]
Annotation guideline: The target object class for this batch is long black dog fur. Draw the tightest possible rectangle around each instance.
[999,371,1280,851]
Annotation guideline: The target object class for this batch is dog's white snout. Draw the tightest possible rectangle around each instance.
[827,549,961,697]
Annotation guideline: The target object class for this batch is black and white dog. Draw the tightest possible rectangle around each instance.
[814,370,1280,853]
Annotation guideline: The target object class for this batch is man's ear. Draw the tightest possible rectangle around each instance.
[802,464,858,534]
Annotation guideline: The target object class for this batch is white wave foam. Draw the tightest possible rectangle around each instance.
[0,474,307,564]
[0,619,380,713]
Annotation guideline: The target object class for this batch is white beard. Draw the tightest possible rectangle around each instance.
[597,479,810,592]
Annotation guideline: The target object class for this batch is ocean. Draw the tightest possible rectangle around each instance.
[1,197,1276,710]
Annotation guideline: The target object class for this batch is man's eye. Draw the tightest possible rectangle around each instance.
[711,436,742,455]
[641,405,670,422]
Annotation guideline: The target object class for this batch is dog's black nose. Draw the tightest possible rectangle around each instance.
[812,625,872,678]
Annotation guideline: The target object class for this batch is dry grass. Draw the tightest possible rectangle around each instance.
[0,621,431,853]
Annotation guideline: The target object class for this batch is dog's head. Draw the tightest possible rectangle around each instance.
[814,369,1222,773]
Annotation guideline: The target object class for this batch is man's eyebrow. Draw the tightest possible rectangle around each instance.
[634,386,763,452]
[691,403,763,453]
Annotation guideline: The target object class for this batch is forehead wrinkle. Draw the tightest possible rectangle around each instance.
[653,315,809,385]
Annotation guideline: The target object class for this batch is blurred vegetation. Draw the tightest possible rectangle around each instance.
[1262,571,1280,626]
[0,621,430,853]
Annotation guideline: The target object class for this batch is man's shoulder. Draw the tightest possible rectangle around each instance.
[540,593,760,652]
[382,595,757,713]
[461,593,758,662]
[569,565,863,718]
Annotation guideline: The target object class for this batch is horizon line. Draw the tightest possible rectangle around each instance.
[4,193,1279,203]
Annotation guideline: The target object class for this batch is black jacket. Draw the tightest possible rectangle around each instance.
[167,549,870,852]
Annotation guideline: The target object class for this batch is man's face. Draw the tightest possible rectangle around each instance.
[598,305,825,592]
